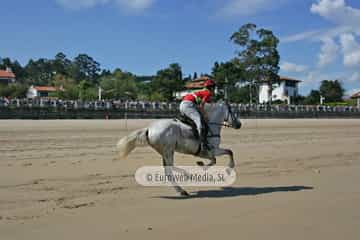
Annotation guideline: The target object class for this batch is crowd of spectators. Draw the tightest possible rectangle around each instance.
[0,97,359,113]
[0,98,179,111]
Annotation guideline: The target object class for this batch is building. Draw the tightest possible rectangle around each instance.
[259,76,301,104]
[351,91,360,108]
[27,86,58,99]
[0,68,16,84]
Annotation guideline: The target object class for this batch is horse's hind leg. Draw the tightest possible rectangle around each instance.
[162,149,189,197]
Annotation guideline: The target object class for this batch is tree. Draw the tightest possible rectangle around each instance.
[51,73,79,99]
[152,63,184,101]
[228,86,253,103]
[52,52,72,76]
[77,80,99,100]
[304,90,321,105]
[99,69,137,100]
[72,54,100,83]
[0,54,105,99]
[25,58,54,85]
[230,23,280,104]
[319,80,344,103]
[212,60,247,101]
[0,84,28,98]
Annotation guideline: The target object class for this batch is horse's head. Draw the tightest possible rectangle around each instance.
[205,101,241,130]
[224,102,242,129]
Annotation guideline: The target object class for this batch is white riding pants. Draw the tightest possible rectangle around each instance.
[179,100,202,136]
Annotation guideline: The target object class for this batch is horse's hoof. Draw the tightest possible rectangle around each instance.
[226,167,234,176]
[196,161,205,166]
[180,190,190,197]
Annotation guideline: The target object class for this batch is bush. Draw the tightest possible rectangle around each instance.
[326,100,356,107]
[0,84,28,98]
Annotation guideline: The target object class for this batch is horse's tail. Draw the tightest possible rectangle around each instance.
[116,128,149,160]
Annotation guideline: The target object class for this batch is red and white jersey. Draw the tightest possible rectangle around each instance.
[182,89,212,104]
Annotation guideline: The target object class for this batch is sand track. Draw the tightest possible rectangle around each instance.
[0,119,359,240]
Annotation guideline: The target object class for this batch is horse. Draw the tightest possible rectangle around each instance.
[116,101,241,196]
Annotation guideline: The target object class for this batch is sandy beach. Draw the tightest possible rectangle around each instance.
[0,119,359,240]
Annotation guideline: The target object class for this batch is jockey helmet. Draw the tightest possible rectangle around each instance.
[204,79,216,88]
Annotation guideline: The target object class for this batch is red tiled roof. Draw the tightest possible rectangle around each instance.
[351,91,360,98]
[185,76,211,89]
[186,81,205,89]
[0,70,16,78]
[33,86,57,92]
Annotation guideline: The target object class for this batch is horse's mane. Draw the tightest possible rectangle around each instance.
[204,101,226,116]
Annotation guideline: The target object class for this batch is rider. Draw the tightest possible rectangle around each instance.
[180,78,216,153]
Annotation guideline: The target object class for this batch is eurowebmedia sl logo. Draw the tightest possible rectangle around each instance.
[135,166,236,187]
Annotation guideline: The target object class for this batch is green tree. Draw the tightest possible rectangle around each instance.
[0,84,28,98]
[52,52,72,76]
[72,54,100,83]
[99,69,137,100]
[51,73,79,99]
[230,23,280,104]
[136,81,153,100]
[319,80,344,103]
[212,59,247,101]
[212,61,240,88]
[77,80,99,100]
[25,58,54,85]
[228,86,253,103]
[12,84,28,98]
[304,90,321,105]
[152,63,183,101]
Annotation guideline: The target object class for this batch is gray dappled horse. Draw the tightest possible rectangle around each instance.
[116,101,241,196]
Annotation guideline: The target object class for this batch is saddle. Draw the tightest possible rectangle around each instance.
[175,114,208,140]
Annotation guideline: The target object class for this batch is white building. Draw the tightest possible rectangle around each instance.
[351,91,360,108]
[27,86,58,99]
[259,76,301,104]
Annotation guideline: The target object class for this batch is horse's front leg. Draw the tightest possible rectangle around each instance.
[213,148,235,169]
[196,149,216,167]
[196,148,234,168]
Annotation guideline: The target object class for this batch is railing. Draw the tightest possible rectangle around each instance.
[0,98,359,119]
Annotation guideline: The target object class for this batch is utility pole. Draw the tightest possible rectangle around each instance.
[98,86,102,100]
[224,76,229,101]
[249,80,253,105]
[320,95,325,105]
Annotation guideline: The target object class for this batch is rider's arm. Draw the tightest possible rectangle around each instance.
[198,90,212,120]
[200,100,208,120]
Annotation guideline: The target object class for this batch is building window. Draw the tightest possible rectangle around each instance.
[39,92,49,97]
[285,81,296,87]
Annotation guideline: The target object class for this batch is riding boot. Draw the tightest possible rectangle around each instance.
[200,128,211,152]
